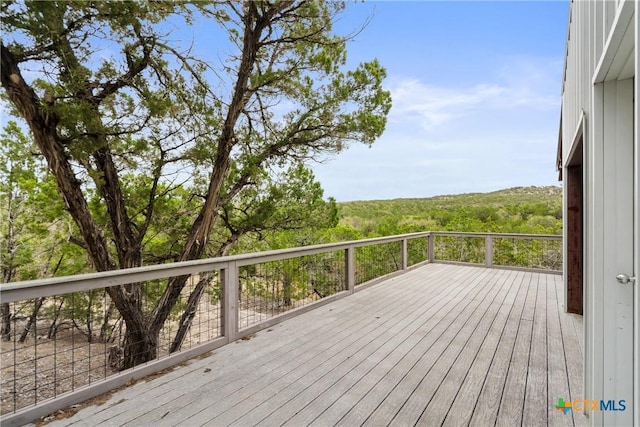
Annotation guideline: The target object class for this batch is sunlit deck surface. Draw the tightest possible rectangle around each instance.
[47,264,585,427]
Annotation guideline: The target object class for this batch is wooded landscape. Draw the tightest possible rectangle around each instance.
[1,1,391,369]
[0,0,561,381]
[338,186,562,237]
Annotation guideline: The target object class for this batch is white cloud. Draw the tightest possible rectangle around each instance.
[312,56,563,201]
[389,80,505,129]
[387,57,560,131]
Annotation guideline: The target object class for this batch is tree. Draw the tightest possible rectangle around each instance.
[1,1,391,368]
[0,122,37,340]
[0,122,89,341]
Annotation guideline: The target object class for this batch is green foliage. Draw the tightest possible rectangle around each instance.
[1,0,390,269]
[1,1,391,362]
[238,185,562,301]
[354,241,402,285]
[337,186,562,237]
[0,122,87,282]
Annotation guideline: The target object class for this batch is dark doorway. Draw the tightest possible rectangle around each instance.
[566,136,583,314]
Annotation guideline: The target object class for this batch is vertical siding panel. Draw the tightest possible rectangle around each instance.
[562,2,636,425]
[594,1,603,73]
[601,81,616,425]
[606,79,634,426]
[634,18,640,424]
[587,81,605,426]
[604,0,616,36]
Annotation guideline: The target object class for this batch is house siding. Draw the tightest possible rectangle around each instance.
[560,1,636,426]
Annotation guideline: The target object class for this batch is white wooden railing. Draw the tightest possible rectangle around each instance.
[0,232,561,426]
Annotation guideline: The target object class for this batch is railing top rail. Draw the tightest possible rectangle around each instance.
[0,232,432,303]
[430,232,562,240]
[0,231,561,303]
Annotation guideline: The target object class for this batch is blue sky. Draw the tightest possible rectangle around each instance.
[1,1,569,203]
[312,1,569,201]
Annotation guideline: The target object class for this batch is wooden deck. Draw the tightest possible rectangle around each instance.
[46,264,585,427]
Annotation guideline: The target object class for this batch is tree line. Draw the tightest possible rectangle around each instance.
[1,1,390,369]
[0,1,560,372]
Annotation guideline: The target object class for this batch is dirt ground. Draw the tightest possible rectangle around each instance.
[0,300,301,415]
[0,313,222,416]
[1,287,323,417]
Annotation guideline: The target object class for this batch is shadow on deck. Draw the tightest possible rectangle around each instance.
[46,263,585,427]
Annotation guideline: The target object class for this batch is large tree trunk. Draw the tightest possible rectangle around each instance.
[104,286,156,369]
[0,1,277,369]
[0,44,150,369]
[19,297,45,343]
[149,4,270,343]
[1,303,11,341]
[4,34,214,367]
[123,326,157,367]
[169,273,212,353]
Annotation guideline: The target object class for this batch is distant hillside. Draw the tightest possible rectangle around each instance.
[337,186,562,235]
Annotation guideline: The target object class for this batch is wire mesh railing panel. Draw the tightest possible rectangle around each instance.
[354,241,402,286]
[406,237,429,267]
[1,293,118,415]
[433,235,485,264]
[0,231,562,420]
[237,251,345,330]
[152,272,222,359]
[0,271,222,415]
[493,237,562,271]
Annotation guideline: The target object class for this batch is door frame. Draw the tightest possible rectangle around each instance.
[585,3,635,424]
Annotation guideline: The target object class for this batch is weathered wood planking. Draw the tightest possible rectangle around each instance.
[46,264,581,427]
[468,270,532,426]
[84,266,450,425]
[362,268,502,426]
[522,271,548,426]
[441,270,524,426]
[332,268,501,427]
[414,269,515,425]
[554,274,589,427]
[200,267,479,426]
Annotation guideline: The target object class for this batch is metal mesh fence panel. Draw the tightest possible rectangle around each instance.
[433,235,485,264]
[406,237,429,267]
[493,237,562,271]
[354,241,402,286]
[237,251,345,330]
[0,271,221,415]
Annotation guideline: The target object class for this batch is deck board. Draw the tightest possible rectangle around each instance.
[88,267,445,425]
[554,274,588,427]
[468,270,530,426]
[415,269,514,425]
[441,270,523,427]
[273,267,488,427]
[46,264,582,427]
[183,265,474,427]
[362,267,501,427]
[331,268,498,427]
[547,272,574,427]
[522,271,548,426]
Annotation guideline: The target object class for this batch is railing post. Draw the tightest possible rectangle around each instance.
[345,247,355,293]
[485,235,493,268]
[428,233,435,263]
[401,238,408,270]
[222,262,239,342]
